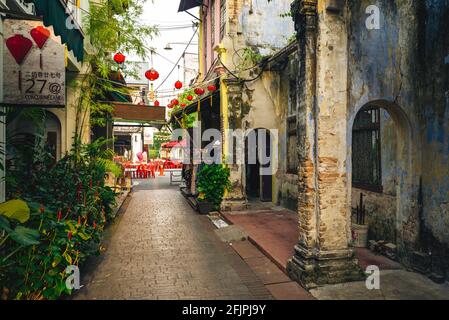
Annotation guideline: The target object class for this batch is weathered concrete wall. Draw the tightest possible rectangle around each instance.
[239,0,295,55]
[347,0,449,276]
[224,0,294,69]
[352,188,397,243]
[220,0,295,207]
[276,50,299,210]
[380,110,398,196]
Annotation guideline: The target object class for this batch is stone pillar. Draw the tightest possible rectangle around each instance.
[220,77,247,211]
[287,0,363,289]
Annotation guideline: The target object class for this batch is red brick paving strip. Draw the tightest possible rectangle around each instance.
[223,210,298,272]
[223,210,402,273]
[230,240,314,300]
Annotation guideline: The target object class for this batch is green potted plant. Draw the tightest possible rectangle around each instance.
[196,192,214,214]
[196,164,231,214]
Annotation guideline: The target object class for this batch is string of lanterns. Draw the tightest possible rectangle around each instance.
[113,51,217,110]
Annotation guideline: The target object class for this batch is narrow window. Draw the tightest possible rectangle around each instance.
[220,0,226,40]
[211,0,216,50]
[287,116,298,174]
[352,107,382,192]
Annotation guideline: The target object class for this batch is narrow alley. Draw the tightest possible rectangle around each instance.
[2,0,449,308]
[75,177,273,300]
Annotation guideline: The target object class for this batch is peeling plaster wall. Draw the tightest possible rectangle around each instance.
[221,0,295,205]
[240,49,300,207]
[348,0,449,272]
[239,0,295,55]
[224,0,294,69]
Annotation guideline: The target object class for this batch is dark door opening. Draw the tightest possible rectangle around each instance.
[245,129,272,202]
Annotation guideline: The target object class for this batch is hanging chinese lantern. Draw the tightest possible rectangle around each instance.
[174,80,183,90]
[207,84,217,106]
[6,34,33,91]
[145,68,159,81]
[181,103,187,108]
[113,52,126,64]
[30,26,50,69]
[154,100,160,107]
[172,99,179,106]
[194,87,205,112]
[167,103,173,109]
[194,87,205,95]
[187,94,193,101]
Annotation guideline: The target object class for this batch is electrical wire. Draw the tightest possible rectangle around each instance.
[155,27,199,91]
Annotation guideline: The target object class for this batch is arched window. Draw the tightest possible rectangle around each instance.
[352,106,382,192]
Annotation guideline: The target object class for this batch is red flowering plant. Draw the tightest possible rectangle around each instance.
[2,137,120,300]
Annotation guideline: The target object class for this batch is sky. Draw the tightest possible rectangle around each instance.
[133,0,199,105]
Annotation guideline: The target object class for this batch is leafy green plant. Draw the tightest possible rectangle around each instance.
[73,0,158,146]
[196,164,231,211]
[2,136,119,299]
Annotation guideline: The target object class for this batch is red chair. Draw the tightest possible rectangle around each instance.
[150,163,156,178]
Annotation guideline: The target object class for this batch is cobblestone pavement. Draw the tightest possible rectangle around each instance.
[74,177,273,300]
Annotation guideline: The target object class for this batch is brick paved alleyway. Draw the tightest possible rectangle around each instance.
[74,177,272,300]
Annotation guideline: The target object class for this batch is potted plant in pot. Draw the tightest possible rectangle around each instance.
[197,192,214,214]
[351,192,369,247]
[196,164,231,214]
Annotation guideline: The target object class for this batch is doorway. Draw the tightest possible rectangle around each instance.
[245,128,272,202]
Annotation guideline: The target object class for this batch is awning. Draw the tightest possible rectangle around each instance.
[110,102,166,123]
[32,0,84,62]
[169,90,219,122]
[178,0,203,12]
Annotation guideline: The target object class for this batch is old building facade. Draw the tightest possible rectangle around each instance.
[193,0,298,208]
[176,0,449,287]
[287,0,449,287]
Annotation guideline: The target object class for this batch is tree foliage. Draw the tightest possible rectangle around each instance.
[76,0,158,140]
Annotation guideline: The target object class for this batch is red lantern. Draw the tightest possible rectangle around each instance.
[172,99,179,106]
[194,87,205,95]
[30,26,50,49]
[187,95,193,101]
[174,81,183,90]
[207,85,217,92]
[154,100,160,107]
[167,103,173,109]
[145,68,159,81]
[113,52,126,64]
[181,103,187,108]
[6,35,33,65]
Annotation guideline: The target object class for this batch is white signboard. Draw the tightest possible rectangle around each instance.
[2,19,66,107]
[143,127,154,145]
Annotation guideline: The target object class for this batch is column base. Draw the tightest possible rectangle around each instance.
[287,244,365,289]
[221,198,248,212]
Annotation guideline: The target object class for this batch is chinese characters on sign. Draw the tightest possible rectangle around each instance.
[2,19,66,107]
